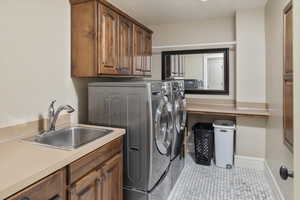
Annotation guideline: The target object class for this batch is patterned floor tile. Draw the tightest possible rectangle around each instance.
[168,154,274,200]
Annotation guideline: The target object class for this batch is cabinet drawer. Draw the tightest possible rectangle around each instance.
[6,169,66,200]
[68,138,123,184]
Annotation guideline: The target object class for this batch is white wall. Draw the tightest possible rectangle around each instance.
[236,7,266,103]
[149,16,236,100]
[265,0,293,199]
[0,0,88,128]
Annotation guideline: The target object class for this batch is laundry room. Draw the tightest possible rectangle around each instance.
[0,0,299,200]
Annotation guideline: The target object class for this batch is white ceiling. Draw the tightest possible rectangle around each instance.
[109,0,267,25]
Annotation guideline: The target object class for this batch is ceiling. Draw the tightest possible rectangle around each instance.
[109,0,267,25]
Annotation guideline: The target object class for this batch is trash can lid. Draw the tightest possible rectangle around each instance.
[213,120,235,129]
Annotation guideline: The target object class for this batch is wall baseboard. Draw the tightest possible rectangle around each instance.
[235,155,265,170]
[264,162,285,200]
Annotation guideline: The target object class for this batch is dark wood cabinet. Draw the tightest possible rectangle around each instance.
[99,4,119,75]
[133,24,152,76]
[7,170,66,200]
[68,138,123,200]
[70,171,100,200]
[70,153,123,200]
[5,138,123,200]
[100,154,123,200]
[283,2,293,152]
[143,32,152,76]
[118,16,133,75]
[70,0,152,77]
[71,1,98,77]
[133,25,144,76]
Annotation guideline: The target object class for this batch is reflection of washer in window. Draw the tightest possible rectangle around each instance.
[203,54,225,90]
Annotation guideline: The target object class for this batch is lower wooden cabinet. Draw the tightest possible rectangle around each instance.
[7,169,66,200]
[5,138,123,200]
[101,153,123,200]
[69,171,100,200]
[69,153,123,200]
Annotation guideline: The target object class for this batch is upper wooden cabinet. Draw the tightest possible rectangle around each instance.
[70,0,153,77]
[133,25,152,76]
[99,4,119,75]
[118,16,133,75]
[143,32,152,76]
[133,25,144,76]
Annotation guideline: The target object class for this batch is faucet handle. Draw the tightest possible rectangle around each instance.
[65,105,75,113]
[49,100,56,113]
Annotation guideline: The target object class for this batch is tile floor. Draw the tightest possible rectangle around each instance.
[168,154,275,200]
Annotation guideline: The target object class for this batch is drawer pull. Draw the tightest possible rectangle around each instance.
[20,198,30,200]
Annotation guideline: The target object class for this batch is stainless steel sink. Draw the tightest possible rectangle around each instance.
[24,126,113,150]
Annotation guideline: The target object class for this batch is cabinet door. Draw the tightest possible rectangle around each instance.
[283,3,293,151]
[99,5,119,75]
[7,170,66,200]
[102,154,123,200]
[133,25,144,76]
[284,78,294,150]
[71,1,97,77]
[284,6,293,74]
[69,171,100,200]
[118,16,133,75]
[143,32,152,76]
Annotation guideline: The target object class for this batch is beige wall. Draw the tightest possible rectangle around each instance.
[0,0,89,128]
[265,0,293,199]
[150,15,267,159]
[236,7,266,103]
[149,17,236,100]
[150,17,236,47]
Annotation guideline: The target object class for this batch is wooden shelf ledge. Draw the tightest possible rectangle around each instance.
[186,103,270,117]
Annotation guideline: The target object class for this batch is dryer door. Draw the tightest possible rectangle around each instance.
[154,96,173,156]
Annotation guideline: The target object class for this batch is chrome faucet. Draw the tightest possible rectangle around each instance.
[47,101,75,132]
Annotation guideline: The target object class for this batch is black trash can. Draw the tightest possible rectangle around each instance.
[193,123,214,166]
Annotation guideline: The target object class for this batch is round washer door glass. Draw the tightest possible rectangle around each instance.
[154,96,172,155]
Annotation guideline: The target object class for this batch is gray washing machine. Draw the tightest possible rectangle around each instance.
[88,81,173,200]
[170,80,187,188]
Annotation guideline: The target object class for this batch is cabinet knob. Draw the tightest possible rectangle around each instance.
[96,178,102,183]
[20,197,30,200]
[280,166,294,180]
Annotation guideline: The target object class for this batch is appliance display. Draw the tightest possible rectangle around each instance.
[170,80,187,188]
[88,81,173,200]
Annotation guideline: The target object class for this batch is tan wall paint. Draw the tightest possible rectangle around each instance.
[265,0,293,199]
[236,7,267,103]
[150,17,236,47]
[235,117,266,158]
[0,0,89,127]
[149,17,236,100]
[149,15,267,159]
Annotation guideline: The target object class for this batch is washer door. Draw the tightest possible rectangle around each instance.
[154,96,173,155]
[174,94,187,133]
